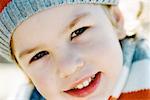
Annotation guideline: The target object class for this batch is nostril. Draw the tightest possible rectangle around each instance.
[57,68,73,78]
[59,73,67,78]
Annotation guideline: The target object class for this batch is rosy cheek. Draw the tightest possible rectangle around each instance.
[29,61,56,87]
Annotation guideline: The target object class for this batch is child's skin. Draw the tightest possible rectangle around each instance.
[12,4,126,100]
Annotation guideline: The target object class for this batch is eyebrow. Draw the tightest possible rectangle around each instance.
[19,46,42,59]
[18,12,91,59]
[67,12,90,30]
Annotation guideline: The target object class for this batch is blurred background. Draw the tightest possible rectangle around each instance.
[0,0,149,100]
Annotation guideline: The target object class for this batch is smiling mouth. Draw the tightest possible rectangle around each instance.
[64,72,101,97]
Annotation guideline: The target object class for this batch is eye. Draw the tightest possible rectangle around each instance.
[70,26,89,41]
[30,51,49,63]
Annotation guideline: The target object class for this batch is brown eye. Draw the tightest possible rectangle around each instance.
[70,26,89,41]
[30,51,49,63]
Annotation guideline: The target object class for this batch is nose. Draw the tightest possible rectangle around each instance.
[56,52,84,78]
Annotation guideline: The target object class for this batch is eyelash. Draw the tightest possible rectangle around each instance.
[30,51,49,63]
[29,26,89,63]
[70,26,89,41]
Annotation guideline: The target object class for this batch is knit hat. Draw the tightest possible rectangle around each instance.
[0,0,119,62]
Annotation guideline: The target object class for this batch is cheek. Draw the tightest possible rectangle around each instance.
[98,40,123,77]
[27,69,50,91]
[28,70,60,98]
[80,29,123,77]
[99,41,123,88]
[21,61,60,96]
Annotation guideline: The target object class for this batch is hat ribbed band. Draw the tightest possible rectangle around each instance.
[0,0,118,62]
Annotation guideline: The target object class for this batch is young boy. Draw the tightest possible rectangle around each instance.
[0,0,150,100]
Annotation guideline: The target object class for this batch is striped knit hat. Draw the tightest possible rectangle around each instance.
[0,0,119,62]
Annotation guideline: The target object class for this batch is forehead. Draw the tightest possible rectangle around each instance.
[13,4,104,35]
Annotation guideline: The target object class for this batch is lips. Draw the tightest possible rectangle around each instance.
[64,72,101,97]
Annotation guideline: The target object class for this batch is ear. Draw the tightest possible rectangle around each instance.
[110,6,126,39]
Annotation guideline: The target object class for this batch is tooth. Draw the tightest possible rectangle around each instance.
[91,75,95,79]
[83,80,89,87]
[74,78,93,89]
[88,78,92,83]
[76,84,84,89]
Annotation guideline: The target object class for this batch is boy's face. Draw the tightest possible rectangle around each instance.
[13,4,123,100]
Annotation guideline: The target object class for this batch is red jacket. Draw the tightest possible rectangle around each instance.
[109,89,150,100]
